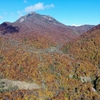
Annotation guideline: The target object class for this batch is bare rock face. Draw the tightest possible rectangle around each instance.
[0,79,40,90]
[96,76,100,94]
[80,76,91,83]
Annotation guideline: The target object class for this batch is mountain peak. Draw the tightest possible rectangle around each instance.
[16,12,62,25]
[25,12,37,18]
[17,12,37,23]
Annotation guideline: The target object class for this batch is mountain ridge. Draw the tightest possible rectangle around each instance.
[0,12,95,49]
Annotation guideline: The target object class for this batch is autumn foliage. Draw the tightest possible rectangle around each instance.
[0,25,100,99]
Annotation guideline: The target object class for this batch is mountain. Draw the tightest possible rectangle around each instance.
[62,24,100,95]
[62,24,100,66]
[13,12,78,45]
[0,12,76,48]
[68,25,95,35]
[13,12,95,37]
[0,12,95,48]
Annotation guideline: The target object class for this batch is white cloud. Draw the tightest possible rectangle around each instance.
[17,11,23,17]
[25,2,55,13]
[24,0,27,3]
[10,13,14,17]
[44,4,55,9]
[0,16,3,19]
[4,12,7,15]
[63,20,67,25]
[72,24,81,27]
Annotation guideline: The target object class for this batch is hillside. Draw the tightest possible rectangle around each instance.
[0,34,100,99]
[68,25,95,35]
[62,24,100,97]
[62,24,100,66]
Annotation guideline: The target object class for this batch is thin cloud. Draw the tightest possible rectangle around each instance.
[25,2,55,13]
[44,4,55,9]
[10,13,14,17]
[63,20,67,25]
[72,24,81,27]
[0,16,3,19]
[17,11,23,17]
[4,12,7,15]
[24,0,27,3]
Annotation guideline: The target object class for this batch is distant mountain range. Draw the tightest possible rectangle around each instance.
[68,25,95,35]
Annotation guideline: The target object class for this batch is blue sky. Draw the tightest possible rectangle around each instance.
[0,0,100,26]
